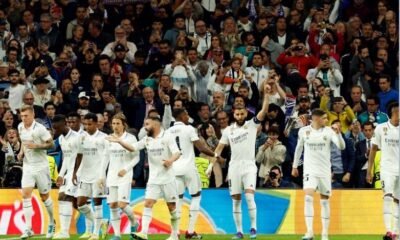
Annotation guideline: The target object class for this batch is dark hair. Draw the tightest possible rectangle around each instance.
[332,119,340,125]
[98,54,111,62]
[52,114,66,123]
[174,13,185,21]
[387,101,399,118]
[84,112,98,122]
[367,95,380,104]
[67,111,80,119]
[44,101,56,109]
[7,69,20,76]
[362,121,374,129]
[378,74,391,83]
[146,116,161,122]
[267,126,280,135]
[159,40,170,46]
[172,108,186,119]
[311,108,326,117]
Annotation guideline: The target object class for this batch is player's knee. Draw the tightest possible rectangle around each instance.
[118,202,127,209]
[231,194,241,200]
[93,198,102,206]
[167,202,176,211]
[40,193,49,202]
[109,202,118,209]
[144,200,155,208]
[58,192,66,201]
[77,198,87,207]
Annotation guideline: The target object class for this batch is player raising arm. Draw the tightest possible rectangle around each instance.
[100,113,140,240]
[212,83,270,240]
[292,108,345,240]
[367,102,399,240]
[108,116,181,240]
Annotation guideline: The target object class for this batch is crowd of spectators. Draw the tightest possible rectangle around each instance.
[0,0,398,189]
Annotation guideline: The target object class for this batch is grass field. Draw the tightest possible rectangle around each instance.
[0,235,382,240]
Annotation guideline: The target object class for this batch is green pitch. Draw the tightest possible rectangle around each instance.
[0,235,381,240]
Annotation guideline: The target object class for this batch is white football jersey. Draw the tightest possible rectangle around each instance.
[167,122,199,175]
[373,121,399,176]
[220,118,260,165]
[18,121,52,171]
[58,129,81,178]
[105,132,139,186]
[293,125,345,177]
[133,130,180,185]
[77,130,108,183]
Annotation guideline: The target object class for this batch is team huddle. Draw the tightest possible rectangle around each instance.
[16,90,400,240]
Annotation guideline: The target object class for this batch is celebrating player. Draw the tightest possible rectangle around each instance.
[167,108,218,239]
[291,108,345,240]
[367,102,399,240]
[108,116,181,240]
[100,113,139,240]
[18,105,56,239]
[73,113,108,240]
[213,84,270,239]
[52,115,83,239]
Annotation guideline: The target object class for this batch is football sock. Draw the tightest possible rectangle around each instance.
[384,196,393,232]
[320,199,330,236]
[110,208,121,236]
[304,195,314,236]
[94,205,103,235]
[141,207,152,234]
[188,196,201,233]
[170,209,179,236]
[245,193,257,229]
[44,198,54,224]
[232,199,243,233]
[122,205,136,226]
[23,198,33,230]
[78,204,94,233]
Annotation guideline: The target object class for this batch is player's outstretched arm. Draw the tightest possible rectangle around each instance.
[255,83,270,122]
[106,135,136,152]
[366,144,378,184]
[25,138,55,150]
[194,139,216,158]
[331,123,345,150]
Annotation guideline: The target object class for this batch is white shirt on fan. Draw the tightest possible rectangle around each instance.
[166,121,199,176]
[132,130,181,185]
[77,130,108,183]
[293,125,345,177]
[373,121,399,176]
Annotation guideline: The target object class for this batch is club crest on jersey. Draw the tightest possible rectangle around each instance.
[323,136,327,141]
[383,127,388,135]
[305,130,310,139]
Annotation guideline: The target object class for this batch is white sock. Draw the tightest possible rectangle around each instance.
[188,196,201,233]
[23,198,33,230]
[170,209,179,236]
[245,193,257,230]
[141,207,152,234]
[110,208,121,236]
[59,201,72,234]
[93,205,103,236]
[393,203,399,234]
[78,204,94,233]
[304,195,314,236]
[232,199,243,233]
[44,198,54,224]
[320,199,330,236]
[175,197,183,232]
[384,196,393,232]
[122,205,136,226]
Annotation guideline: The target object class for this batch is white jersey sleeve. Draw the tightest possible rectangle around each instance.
[293,127,305,168]
[328,127,345,150]
[220,128,230,146]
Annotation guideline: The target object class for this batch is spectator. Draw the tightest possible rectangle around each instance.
[263,166,297,188]
[348,85,367,116]
[320,93,356,133]
[5,69,25,114]
[358,95,389,126]
[0,128,22,187]
[102,26,137,64]
[256,126,286,186]
[377,75,399,113]
[354,121,375,188]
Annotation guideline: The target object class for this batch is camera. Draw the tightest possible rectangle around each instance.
[251,46,259,52]
[269,171,277,180]
[320,54,329,61]
[293,46,303,51]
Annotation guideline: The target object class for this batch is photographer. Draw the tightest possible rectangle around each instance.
[263,166,297,188]
[256,126,286,186]
[0,128,22,188]
[306,53,343,97]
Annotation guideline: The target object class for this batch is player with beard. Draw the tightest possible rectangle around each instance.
[213,83,270,239]
[52,115,82,239]
[108,116,181,240]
